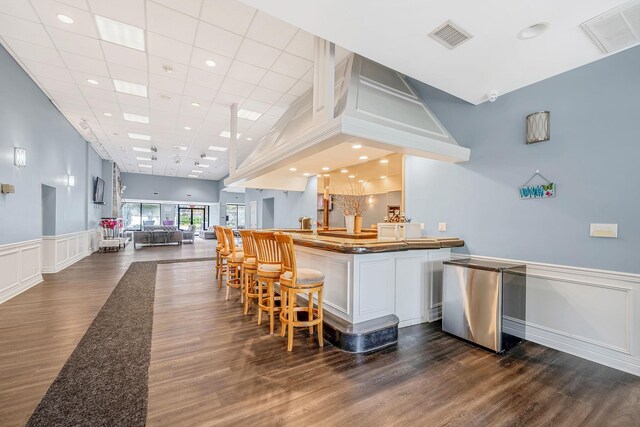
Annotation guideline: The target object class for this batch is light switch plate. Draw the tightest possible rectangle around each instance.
[438,222,447,232]
[590,223,618,238]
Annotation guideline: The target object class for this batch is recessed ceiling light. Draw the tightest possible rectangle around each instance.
[197,163,210,168]
[136,156,151,161]
[87,79,99,85]
[113,79,147,97]
[174,145,187,151]
[139,164,152,168]
[379,159,389,164]
[57,14,74,24]
[188,174,199,178]
[208,146,228,152]
[238,109,262,121]
[123,112,149,124]
[352,144,362,149]
[359,155,368,160]
[191,102,201,107]
[184,126,192,130]
[348,175,355,179]
[103,112,112,117]
[322,167,330,171]
[132,146,152,152]
[191,170,203,174]
[324,174,330,177]
[357,179,365,183]
[380,176,387,179]
[246,137,253,141]
[518,22,550,40]
[340,169,348,173]
[303,173,310,177]
[205,59,216,67]
[128,133,151,140]
[95,15,145,51]
[289,167,297,172]
[219,131,242,138]
[201,156,218,161]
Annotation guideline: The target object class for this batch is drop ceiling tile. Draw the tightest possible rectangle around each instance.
[89,99,121,114]
[249,86,283,104]
[195,21,243,58]
[149,98,181,114]
[47,27,102,59]
[30,0,97,37]
[187,67,224,90]
[56,0,88,10]
[116,92,150,109]
[288,80,312,97]
[22,59,74,83]
[301,68,313,83]
[147,1,197,44]
[101,41,147,70]
[80,85,119,104]
[235,38,281,69]
[0,14,53,47]
[285,30,314,60]
[274,93,298,107]
[265,104,287,117]
[2,37,65,68]
[214,91,246,108]
[270,52,312,79]
[47,88,85,105]
[60,51,110,76]
[199,0,255,35]
[246,11,297,50]
[150,0,202,18]
[149,73,186,95]
[108,62,148,85]
[226,61,267,85]
[241,99,273,114]
[259,70,297,93]
[220,77,255,98]
[87,0,145,28]
[147,31,193,65]
[183,83,218,101]
[148,55,189,82]
[0,0,39,22]
[190,47,232,76]
[35,75,80,94]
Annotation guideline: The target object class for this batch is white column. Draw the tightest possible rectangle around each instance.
[229,102,238,175]
[312,37,335,124]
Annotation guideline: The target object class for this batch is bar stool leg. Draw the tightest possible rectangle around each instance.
[318,288,324,347]
[287,290,295,351]
[225,266,231,301]
[257,279,264,325]
[308,295,314,334]
[280,287,287,337]
[268,279,275,335]
[243,270,249,315]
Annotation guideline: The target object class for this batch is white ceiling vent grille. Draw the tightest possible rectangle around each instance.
[429,21,472,50]
[582,0,640,54]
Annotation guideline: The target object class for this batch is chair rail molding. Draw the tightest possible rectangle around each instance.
[0,239,43,304]
[448,253,640,376]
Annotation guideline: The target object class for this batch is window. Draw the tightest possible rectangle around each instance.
[226,204,245,229]
[141,203,161,228]
[122,202,161,230]
[177,205,209,231]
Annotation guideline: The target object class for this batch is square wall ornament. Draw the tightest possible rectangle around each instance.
[526,111,550,144]
[14,147,26,167]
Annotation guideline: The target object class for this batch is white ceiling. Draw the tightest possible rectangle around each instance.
[0,0,350,180]
[238,0,633,105]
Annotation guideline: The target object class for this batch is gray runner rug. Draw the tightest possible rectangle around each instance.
[26,261,158,427]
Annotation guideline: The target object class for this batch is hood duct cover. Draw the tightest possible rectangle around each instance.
[225,54,470,190]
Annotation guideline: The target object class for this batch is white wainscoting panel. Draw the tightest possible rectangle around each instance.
[450,253,640,376]
[42,230,94,274]
[355,254,396,322]
[0,239,43,303]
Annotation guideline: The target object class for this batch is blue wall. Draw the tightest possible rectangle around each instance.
[405,46,640,273]
[121,172,220,203]
[0,44,102,245]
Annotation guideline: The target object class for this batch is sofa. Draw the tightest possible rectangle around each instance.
[133,225,183,249]
[199,227,216,240]
[182,225,195,243]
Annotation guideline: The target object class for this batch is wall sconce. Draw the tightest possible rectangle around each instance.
[67,175,75,187]
[526,111,550,144]
[368,195,374,205]
[14,147,26,167]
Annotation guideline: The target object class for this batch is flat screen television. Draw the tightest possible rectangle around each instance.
[93,177,105,204]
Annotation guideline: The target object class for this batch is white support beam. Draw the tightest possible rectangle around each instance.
[313,37,335,124]
[229,103,238,175]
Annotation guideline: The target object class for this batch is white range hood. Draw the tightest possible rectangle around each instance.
[225,40,470,191]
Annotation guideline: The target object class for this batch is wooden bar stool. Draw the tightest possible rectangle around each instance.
[239,230,258,315]
[275,232,324,351]
[214,226,228,287]
[253,231,282,335]
[222,227,244,301]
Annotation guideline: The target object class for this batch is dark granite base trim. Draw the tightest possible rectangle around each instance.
[322,311,399,353]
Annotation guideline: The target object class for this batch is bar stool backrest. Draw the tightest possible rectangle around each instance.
[239,230,256,259]
[223,227,238,257]
[274,232,296,282]
[214,225,226,250]
[252,231,281,267]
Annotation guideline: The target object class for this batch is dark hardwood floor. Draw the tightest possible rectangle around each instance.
[1,240,638,426]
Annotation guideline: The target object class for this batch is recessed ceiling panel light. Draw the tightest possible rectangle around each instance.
[191,102,201,107]
[174,145,187,151]
[205,59,216,67]
[208,146,228,152]
[87,79,99,85]
[184,126,192,130]
[340,169,348,173]
[237,109,262,121]
[379,159,389,164]
[359,155,368,160]
[188,174,199,178]
[197,164,210,168]
[95,15,145,51]
[201,156,218,161]
[352,144,362,149]
[113,79,147,97]
[132,146,152,152]
[57,14,74,24]
[191,170,203,174]
[518,22,550,40]
[136,156,151,161]
[322,167,330,171]
[139,164,152,168]
[357,179,365,183]
[303,173,310,177]
[323,174,330,177]
[128,133,151,140]
[219,131,242,138]
[380,175,387,179]
[348,175,355,179]
[103,112,112,117]
[289,167,297,172]
[123,112,149,124]
[246,137,253,141]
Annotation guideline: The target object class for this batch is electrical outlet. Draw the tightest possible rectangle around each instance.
[438,222,447,232]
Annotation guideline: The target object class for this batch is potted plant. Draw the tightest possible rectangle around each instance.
[332,182,368,234]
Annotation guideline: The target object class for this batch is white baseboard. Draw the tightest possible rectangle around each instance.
[445,253,640,377]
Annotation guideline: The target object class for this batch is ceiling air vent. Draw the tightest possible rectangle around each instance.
[429,21,472,50]
[582,0,640,53]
